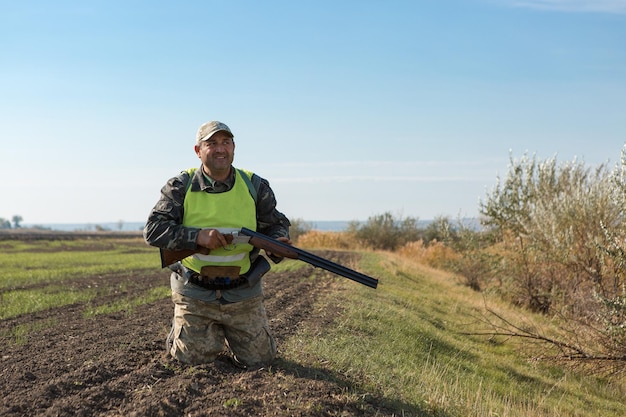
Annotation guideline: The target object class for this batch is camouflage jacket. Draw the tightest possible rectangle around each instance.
[143,165,290,251]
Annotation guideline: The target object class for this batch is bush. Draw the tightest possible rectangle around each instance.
[348,212,421,251]
[440,218,501,292]
[479,150,626,370]
[480,152,622,310]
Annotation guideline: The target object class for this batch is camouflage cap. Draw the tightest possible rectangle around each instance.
[196,121,233,143]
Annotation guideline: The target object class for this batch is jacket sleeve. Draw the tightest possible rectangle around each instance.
[143,172,201,250]
[254,175,291,240]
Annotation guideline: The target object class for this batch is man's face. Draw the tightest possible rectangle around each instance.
[194,131,235,179]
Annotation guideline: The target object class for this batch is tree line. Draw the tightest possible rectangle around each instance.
[0,215,23,229]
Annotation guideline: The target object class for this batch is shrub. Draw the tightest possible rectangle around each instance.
[479,149,626,370]
[347,212,421,251]
[480,152,622,310]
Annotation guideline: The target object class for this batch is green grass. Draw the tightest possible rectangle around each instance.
[268,257,308,273]
[1,318,58,345]
[0,237,163,319]
[0,285,99,320]
[83,286,171,317]
[0,238,159,289]
[282,252,626,417]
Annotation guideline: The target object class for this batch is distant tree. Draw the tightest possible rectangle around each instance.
[0,218,11,229]
[117,219,124,231]
[12,215,23,228]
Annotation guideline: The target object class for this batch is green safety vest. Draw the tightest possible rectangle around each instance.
[181,167,257,274]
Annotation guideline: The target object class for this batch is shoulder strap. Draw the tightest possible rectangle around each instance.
[237,168,260,205]
[184,168,197,194]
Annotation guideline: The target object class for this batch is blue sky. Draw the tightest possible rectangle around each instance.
[1,0,625,225]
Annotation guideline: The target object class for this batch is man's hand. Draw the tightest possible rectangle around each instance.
[276,236,292,245]
[265,236,292,258]
[196,228,231,250]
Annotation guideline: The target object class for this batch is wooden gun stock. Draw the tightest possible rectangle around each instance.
[159,234,233,268]
[246,236,299,259]
[160,246,208,268]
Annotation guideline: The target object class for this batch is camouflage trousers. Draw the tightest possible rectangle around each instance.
[169,292,276,366]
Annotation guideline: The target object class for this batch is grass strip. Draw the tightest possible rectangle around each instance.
[0,285,98,320]
[0,238,159,289]
[1,318,59,345]
[83,286,171,318]
[283,251,626,417]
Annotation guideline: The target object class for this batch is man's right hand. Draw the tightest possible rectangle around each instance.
[196,228,231,250]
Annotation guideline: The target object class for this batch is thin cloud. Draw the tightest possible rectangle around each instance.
[263,159,503,184]
[269,159,504,169]
[504,0,626,13]
[272,176,490,184]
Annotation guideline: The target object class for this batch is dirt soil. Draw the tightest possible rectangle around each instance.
[0,245,398,417]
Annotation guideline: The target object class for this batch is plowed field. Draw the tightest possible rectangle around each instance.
[1,238,394,416]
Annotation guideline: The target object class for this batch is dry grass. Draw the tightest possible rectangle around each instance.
[296,230,365,250]
[397,239,459,269]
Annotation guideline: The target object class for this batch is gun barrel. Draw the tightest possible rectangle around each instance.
[240,227,378,289]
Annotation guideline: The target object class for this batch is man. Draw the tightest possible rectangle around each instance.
[144,120,291,367]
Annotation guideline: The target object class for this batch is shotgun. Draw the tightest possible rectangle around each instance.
[159,227,378,289]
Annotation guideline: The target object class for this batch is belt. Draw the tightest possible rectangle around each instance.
[187,272,248,290]
[170,256,270,291]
